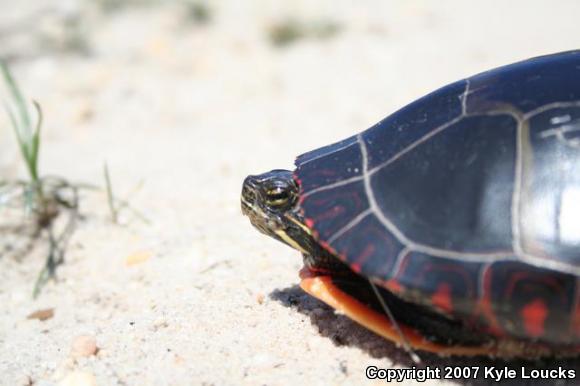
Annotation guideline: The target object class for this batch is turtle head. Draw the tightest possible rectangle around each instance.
[242,169,352,275]
[241,170,313,254]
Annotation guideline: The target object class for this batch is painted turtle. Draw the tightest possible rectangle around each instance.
[241,50,580,358]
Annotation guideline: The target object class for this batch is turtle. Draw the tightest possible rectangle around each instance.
[241,50,580,358]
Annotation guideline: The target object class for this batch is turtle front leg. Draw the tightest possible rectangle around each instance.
[301,251,353,277]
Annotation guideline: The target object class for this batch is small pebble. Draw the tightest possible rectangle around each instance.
[126,250,152,266]
[27,308,54,321]
[70,335,98,358]
[256,293,265,304]
[152,318,168,331]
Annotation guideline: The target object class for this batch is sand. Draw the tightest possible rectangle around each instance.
[1,1,580,385]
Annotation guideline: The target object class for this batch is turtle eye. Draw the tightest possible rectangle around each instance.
[265,185,295,209]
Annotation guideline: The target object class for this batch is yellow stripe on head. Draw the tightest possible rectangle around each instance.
[285,213,312,236]
[275,229,308,254]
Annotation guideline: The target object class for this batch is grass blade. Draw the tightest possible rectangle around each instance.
[29,100,43,181]
[104,162,118,223]
[1,61,31,136]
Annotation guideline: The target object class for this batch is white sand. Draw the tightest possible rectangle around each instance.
[1,1,580,385]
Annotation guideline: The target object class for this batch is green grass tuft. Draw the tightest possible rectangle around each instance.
[1,61,79,297]
[1,64,42,185]
[186,1,212,25]
[268,19,342,47]
[1,62,148,297]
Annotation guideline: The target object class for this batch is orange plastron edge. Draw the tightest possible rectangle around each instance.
[299,274,494,356]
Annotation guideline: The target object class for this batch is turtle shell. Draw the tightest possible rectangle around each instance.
[294,50,580,346]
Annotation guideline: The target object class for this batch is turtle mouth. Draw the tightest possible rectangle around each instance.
[240,183,257,217]
[242,204,309,253]
[241,179,273,232]
[240,195,257,220]
[241,184,287,239]
[242,201,281,236]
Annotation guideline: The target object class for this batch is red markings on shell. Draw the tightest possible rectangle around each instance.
[385,279,404,294]
[521,298,548,337]
[431,282,453,314]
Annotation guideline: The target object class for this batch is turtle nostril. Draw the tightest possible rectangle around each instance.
[242,176,261,200]
[241,177,259,216]
[242,185,256,201]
